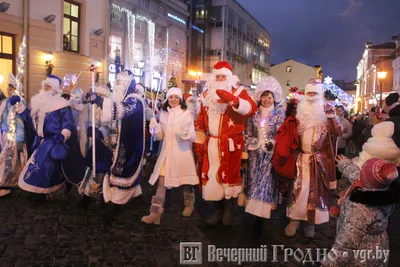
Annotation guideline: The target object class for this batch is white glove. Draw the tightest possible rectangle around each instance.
[179,114,193,138]
[149,117,160,134]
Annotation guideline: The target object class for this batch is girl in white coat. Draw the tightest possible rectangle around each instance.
[141,87,199,225]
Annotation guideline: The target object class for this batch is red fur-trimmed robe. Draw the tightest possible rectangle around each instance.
[286,116,342,224]
[195,86,257,201]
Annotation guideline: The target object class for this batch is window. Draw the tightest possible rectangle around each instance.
[63,1,80,53]
[286,66,292,72]
[140,0,149,9]
[109,35,123,60]
[158,6,166,17]
[0,32,15,90]
[286,80,291,86]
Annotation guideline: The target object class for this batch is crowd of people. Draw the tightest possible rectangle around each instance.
[0,60,399,266]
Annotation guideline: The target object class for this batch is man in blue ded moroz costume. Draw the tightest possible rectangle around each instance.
[88,70,145,212]
[13,75,86,196]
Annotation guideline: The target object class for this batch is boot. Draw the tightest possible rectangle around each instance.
[182,190,195,217]
[222,199,233,226]
[304,224,315,238]
[141,196,164,225]
[206,201,223,225]
[285,220,300,237]
[77,195,92,210]
[102,203,122,221]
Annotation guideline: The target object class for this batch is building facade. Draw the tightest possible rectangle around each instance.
[185,0,271,90]
[355,41,396,113]
[270,59,322,98]
[108,0,189,91]
[392,35,400,93]
[0,0,108,100]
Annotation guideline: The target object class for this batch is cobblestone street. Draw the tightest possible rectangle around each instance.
[0,162,399,267]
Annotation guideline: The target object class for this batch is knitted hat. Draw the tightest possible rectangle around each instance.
[305,78,324,95]
[360,158,398,190]
[212,61,233,77]
[329,158,398,218]
[166,87,183,100]
[385,93,399,106]
[254,76,283,103]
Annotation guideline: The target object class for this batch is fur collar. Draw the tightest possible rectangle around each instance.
[350,179,400,206]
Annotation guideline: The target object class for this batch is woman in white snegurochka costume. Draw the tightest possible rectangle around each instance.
[141,87,199,225]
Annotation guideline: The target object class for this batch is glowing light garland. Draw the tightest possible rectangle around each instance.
[127,12,135,70]
[7,36,27,143]
[323,76,354,106]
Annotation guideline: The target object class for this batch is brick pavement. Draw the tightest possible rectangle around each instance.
[0,165,399,267]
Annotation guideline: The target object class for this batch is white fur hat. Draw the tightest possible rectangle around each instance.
[166,87,183,100]
[362,121,400,162]
[305,78,324,95]
[254,76,283,103]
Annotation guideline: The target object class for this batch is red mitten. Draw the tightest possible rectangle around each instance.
[215,90,239,107]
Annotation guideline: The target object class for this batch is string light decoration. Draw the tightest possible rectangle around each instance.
[323,76,354,105]
[7,36,27,143]
[127,12,136,70]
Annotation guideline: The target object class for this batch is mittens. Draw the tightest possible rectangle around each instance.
[215,90,239,107]
[53,132,65,144]
[9,96,21,106]
[89,93,104,109]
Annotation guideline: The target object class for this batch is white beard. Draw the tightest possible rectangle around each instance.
[204,79,232,116]
[31,89,60,118]
[113,84,127,102]
[296,95,327,134]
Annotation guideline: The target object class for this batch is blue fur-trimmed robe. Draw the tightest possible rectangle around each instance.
[244,105,285,218]
[17,95,86,194]
[101,85,145,205]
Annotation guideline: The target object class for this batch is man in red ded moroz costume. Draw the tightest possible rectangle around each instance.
[194,61,257,226]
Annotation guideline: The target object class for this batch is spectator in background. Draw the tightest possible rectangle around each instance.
[384,92,400,119]
[336,105,353,156]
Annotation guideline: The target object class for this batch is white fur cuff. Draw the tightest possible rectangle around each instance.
[102,98,112,122]
[61,129,71,142]
[232,98,251,116]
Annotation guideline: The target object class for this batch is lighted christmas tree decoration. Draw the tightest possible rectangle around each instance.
[168,72,178,89]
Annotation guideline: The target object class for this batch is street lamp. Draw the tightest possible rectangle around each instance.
[44,51,54,75]
[377,70,387,107]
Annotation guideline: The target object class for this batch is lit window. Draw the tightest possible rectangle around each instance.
[63,1,80,53]
[286,66,292,73]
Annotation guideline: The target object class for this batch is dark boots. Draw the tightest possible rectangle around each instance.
[206,199,233,226]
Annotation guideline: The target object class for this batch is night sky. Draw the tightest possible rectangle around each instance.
[236,0,400,81]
